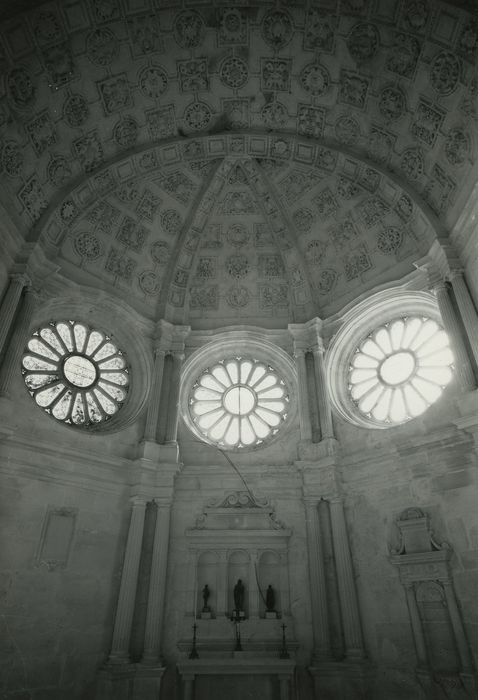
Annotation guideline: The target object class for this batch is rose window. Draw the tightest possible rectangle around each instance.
[189,358,289,448]
[348,317,454,425]
[22,320,129,427]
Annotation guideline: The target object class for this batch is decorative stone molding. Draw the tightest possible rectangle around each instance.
[390,507,477,698]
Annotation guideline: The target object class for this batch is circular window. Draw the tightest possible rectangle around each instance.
[22,320,129,427]
[189,358,289,449]
[349,317,453,425]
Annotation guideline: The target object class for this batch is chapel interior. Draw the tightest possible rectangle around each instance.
[1,0,478,699]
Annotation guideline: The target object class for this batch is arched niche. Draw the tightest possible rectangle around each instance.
[257,550,281,618]
[196,551,218,618]
[415,581,459,674]
[228,550,249,616]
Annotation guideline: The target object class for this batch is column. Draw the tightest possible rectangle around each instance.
[249,551,259,618]
[404,583,428,669]
[142,501,171,664]
[443,580,473,673]
[434,281,475,392]
[279,675,290,700]
[329,498,365,659]
[312,347,334,440]
[304,499,330,660]
[165,352,184,443]
[295,350,312,441]
[0,286,36,396]
[0,273,29,358]
[449,270,478,368]
[143,348,166,442]
[183,676,194,700]
[108,497,147,663]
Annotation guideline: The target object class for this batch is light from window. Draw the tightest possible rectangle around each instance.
[22,321,129,427]
[189,358,288,448]
[348,317,453,424]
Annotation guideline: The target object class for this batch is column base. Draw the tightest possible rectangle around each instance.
[95,662,165,700]
[309,660,374,700]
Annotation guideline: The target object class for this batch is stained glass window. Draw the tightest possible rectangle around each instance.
[348,317,453,425]
[189,358,288,448]
[22,320,129,427]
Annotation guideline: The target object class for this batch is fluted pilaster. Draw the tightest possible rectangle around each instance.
[434,281,475,392]
[0,273,30,358]
[142,501,172,664]
[108,497,147,663]
[404,583,428,669]
[304,499,330,660]
[295,350,312,441]
[329,498,365,659]
[164,352,184,443]
[143,348,166,442]
[443,580,473,673]
[449,270,478,369]
[312,346,334,440]
[0,286,36,396]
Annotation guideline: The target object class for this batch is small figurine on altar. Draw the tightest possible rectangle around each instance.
[233,579,245,611]
[202,584,210,612]
[266,584,275,612]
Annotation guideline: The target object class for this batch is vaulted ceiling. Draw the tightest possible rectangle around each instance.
[1,0,477,327]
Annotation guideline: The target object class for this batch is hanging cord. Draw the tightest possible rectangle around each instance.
[215,446,268,607]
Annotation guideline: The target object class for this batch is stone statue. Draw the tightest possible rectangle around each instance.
[233,579,245,611]
[266,584,275,612]
[202,584,210,612]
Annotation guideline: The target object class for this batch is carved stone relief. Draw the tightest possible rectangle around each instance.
[430,51,461,95]
[258,254,285,277]
[47,155,72,187]
[127,13,163,56]
[262,100,288,129]
[410,101,444,147]
[98,73,132,114]
[104,248,136,281]
[299,62,330,96]
[178,59,208,92]
[139,65,168,99]
[63,93,89,127]
[73,131,103,172]
[146,106,176,140]
[379,86,406,121]
[347,23,379,63]
[160,209,182,235]
[189,285,218,310]
[87,27,118,66]
[343,244,372,280]
[151,241,170,265]
[387,33,420,78]
[261,58,291,92]
[7,67,36,110]
[74,231,102,261]
[377,226,404,255]
[261,9,293,51]
[259,284,288,308]
[113,117,138,148]
[339,71,369,108]
[138,270,160,295]
[2,141,23,177]
[304,8,335,53]
[297,104,325,138]
[226,254,249,279]
[174,10,205,49]
[217,8,247,46]
[116,216,148,253]
[220,57,248,89]
[226,286,250,308]
[183,101,212,131]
